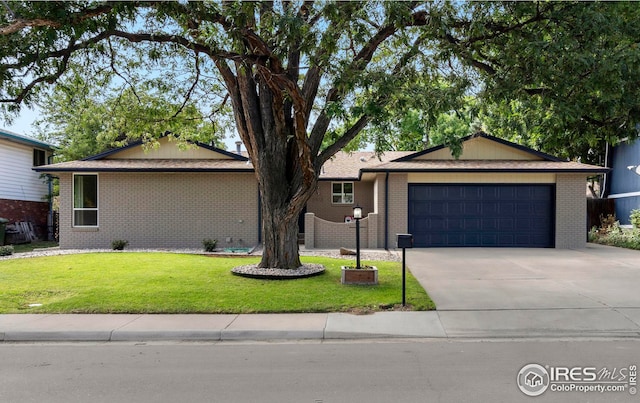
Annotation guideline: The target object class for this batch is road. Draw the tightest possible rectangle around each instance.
[1,339,639,402]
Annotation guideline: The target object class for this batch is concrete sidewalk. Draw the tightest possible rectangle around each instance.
[0,312,447,342]
[2,309,640,342]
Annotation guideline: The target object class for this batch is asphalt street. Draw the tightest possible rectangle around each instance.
[1,339,639,403]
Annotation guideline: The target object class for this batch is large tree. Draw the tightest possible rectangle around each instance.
[2,1,638,269]
[35,72,225,161]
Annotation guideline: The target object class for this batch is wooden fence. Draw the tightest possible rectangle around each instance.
[587,198,615,230]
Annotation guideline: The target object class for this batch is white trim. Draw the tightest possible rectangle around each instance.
[608,190,640,199]
[331,181,354,205]
[72,173,99,227]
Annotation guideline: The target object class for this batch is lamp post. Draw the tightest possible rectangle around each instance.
[353,205,362,270]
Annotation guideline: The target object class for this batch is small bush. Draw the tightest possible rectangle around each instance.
[202,239,218,252]
[111,240,129,250]
[630,209,640,229]
[597,214,620,235]
[590,226,640,250]
[0,245,14,256]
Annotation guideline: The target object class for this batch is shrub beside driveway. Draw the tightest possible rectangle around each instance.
[589,214,640,250]
[0,253,434,314]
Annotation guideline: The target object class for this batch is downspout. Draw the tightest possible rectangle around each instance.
[46,154,54,241]
[384,171,389,250]
[257,187,262,244]
[601,142,610,198]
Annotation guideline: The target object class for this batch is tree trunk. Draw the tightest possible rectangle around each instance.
[259,202,303,269]
[255,152,314,270]
[219,61,318,269]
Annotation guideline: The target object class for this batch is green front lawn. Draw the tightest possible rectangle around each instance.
[10,241,59,254]
[0,253,434,313]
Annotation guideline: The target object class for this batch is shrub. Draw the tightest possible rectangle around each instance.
[111,240,129,250]
[597,214,620,236]
[0,245,14,256]
[630,209,640,229]
[202,238,218,252]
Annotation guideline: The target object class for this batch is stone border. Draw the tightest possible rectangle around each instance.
[231,263,325,280]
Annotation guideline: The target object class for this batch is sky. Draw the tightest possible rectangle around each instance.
[2,104,244,152]
[4,105,40,137]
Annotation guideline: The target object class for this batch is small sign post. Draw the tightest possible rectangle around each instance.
[396,234,413,306]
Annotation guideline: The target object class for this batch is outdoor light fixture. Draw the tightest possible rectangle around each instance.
[627,165,640,176]
[353,205,362,269]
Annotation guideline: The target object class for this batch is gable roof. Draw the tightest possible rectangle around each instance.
[35,159,254,173]
[84,136,248,161]
[319,151,413,180]
[0,128,54,151]
[393,131,563,162]
[365,131,608,176]
[34,135,253,173]
[360,159,609,176]
[34,131,608,176]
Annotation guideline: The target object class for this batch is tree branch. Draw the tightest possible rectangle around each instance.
[0,3,116,35]
[308,9,428,155]
[171,52,201,119]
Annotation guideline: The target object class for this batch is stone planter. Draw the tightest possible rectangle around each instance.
[341,266,378,285]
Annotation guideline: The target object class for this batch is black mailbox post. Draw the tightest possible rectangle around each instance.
[396,233,413,306]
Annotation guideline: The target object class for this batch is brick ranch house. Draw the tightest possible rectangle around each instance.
[0,129,55,240]
[35,132,607,250]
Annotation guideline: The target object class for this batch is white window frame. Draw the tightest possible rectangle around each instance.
[332,181,354,205]
[73,173,99,227]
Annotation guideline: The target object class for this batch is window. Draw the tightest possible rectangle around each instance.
[33,149,46,166]
[332,182,354,204]
[73,174,98,227]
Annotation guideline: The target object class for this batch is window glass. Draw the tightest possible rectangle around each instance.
[33,149,46,166]
[73,174,98,226]
[331,182,354,204]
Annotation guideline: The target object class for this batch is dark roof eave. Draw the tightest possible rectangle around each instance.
[392,132,564,162]
[33,167,255,173]
[318,176,361,181]
[0,131,55,151]
[358,167,610,179]
[83,134,248,161]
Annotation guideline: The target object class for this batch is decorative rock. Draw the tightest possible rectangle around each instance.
[231,263,325,280]
[339,247,356,255]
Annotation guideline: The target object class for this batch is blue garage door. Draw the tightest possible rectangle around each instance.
[409,184,555,247]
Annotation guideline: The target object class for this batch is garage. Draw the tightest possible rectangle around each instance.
[408,184,555,247]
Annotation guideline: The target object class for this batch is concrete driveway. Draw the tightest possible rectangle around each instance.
[405,243,640,337]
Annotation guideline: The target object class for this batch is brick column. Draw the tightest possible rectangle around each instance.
[304,212,315,249]
[555,174,588,248]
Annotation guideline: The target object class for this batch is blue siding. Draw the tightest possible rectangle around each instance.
[609,140,640,225]
[615,196,640,225]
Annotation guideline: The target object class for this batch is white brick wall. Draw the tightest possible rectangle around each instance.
[58,172,259,249]
[555,174,588,248]
[307,213,371,249]
[387,173,408,249]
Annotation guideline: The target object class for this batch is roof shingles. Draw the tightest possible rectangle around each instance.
[35,151,608,176]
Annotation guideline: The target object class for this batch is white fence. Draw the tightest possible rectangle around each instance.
[304,212,379,249]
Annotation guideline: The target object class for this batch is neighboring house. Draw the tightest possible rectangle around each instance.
[606,139,640,225]
[36,132,607,250]
[0,129,55,239]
